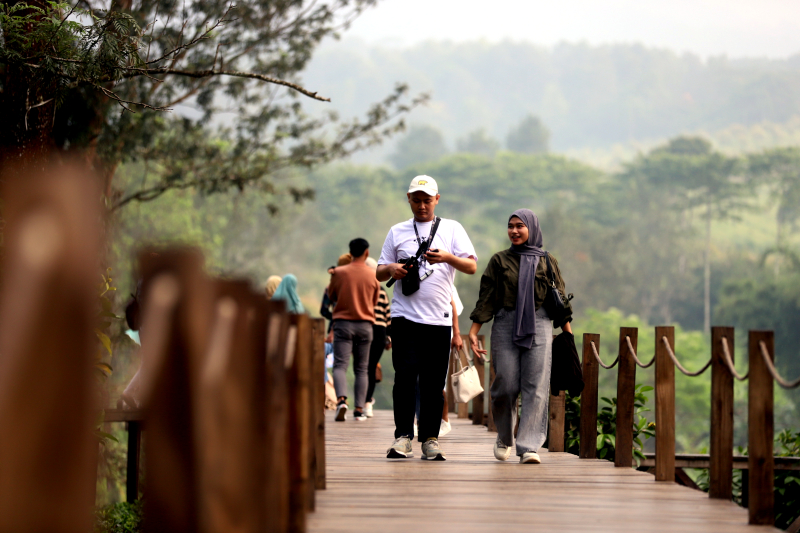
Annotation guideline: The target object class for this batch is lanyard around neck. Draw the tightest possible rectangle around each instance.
[413,219,436,246]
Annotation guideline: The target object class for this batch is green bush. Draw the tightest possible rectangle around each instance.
[562,383,655,464]
[95,501,143,533]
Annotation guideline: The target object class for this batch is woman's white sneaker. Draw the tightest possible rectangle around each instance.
[520,452,541,464]
[439,419,451,437]
[494,436,511,461]
[364,399,374,418]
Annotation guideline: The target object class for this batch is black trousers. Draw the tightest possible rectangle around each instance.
[391,317,451,442]
[366,324,386,402]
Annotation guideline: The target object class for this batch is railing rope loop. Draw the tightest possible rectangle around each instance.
[720,336,748,381]
[590,340,618,369]
[661,336,712,376]
[759,340,800,389]
[626,335,655,368]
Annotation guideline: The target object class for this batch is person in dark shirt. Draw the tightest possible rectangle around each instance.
[468,208,573,464]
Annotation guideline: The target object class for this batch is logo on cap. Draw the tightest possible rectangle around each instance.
[418,180,428,185]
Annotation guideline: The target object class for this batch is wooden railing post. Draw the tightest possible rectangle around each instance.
[748,330,774,526]
[615,327,638,468]
[264,303,290,533]
[139,249,212,533]
[288,314,312,533]
[655,326,675,482]
[311,319,327,491]
[548,391,566,452]
[579,333,600,459]
[710,326,734,499]
[0,163,101,533]
[126,421,142,502]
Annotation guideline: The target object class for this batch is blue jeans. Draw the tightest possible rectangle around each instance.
[490,306,553,455]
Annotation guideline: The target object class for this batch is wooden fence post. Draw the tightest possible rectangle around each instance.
[615,327,638,468]
[311,319,327,491]
[264,303,290,533]
[655,326,675,482]
[579,333,600,459]
[0,163,101,533]
[196,280,268,533]
[288,314,312,533]
[139,248,213,533]
[748,330,774,526]
[548,391,566,452]
[126,421,142,502]
[710,326,735,499]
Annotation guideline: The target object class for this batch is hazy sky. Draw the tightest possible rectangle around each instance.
[345,0,800,58]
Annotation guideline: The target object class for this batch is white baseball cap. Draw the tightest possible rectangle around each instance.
[408,175,438,196]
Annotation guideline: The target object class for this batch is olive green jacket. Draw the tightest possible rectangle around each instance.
[468,249,572,328]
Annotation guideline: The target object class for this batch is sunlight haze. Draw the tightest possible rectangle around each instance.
[345,0,800,58]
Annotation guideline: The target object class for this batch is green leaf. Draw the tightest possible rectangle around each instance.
[96,330,112,356]
[639,386,654,392]
[596,434,604,449]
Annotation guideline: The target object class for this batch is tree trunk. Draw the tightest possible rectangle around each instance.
[704,202,712,333]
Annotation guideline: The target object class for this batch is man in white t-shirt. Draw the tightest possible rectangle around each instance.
[377,175,477,460]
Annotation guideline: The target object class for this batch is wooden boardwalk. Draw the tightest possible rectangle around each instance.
[308,410,778,533]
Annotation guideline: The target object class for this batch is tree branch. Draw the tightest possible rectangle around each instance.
[116,68,331,101]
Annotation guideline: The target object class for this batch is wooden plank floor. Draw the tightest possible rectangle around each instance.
[308,410,778,533]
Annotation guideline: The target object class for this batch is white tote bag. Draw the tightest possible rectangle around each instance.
[451,346,484,403]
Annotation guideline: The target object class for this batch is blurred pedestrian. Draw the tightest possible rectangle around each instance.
[328,238,380,421]
[265,275,282,299]
[271,274,305,314]
[363,257,392,418]
[468,208,573,464]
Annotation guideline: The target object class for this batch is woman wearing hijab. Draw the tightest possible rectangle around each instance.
[468,209,572,464]
[265,275,282,299]
[271,274,306,314]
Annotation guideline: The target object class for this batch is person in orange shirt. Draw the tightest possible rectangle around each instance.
[328,238,380,421]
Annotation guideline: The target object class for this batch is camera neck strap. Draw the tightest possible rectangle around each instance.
[413,216,441,248]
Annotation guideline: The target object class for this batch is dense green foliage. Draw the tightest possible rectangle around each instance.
[94,501,143,533]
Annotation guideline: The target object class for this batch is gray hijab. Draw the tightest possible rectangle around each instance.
[509,209,546,349]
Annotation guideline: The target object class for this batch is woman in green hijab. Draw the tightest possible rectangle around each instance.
[271,274,305,314]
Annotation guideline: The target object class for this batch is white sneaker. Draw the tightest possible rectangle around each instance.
[364,399,374,418]
[520,452,541,464]
[439,419,451,437]
[494,436,511,461]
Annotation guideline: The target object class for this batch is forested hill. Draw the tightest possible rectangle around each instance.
[304,39,800,155]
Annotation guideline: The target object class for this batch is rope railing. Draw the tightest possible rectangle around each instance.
[625,335,655,368]
[590,340,618,369]
[720,336,748,381]
[759,341,800,389]
[661,336,712,377]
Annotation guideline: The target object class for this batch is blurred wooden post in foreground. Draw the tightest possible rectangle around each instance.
[139,248,212,533]
[311,319,327,491]
[0,162,102,533]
